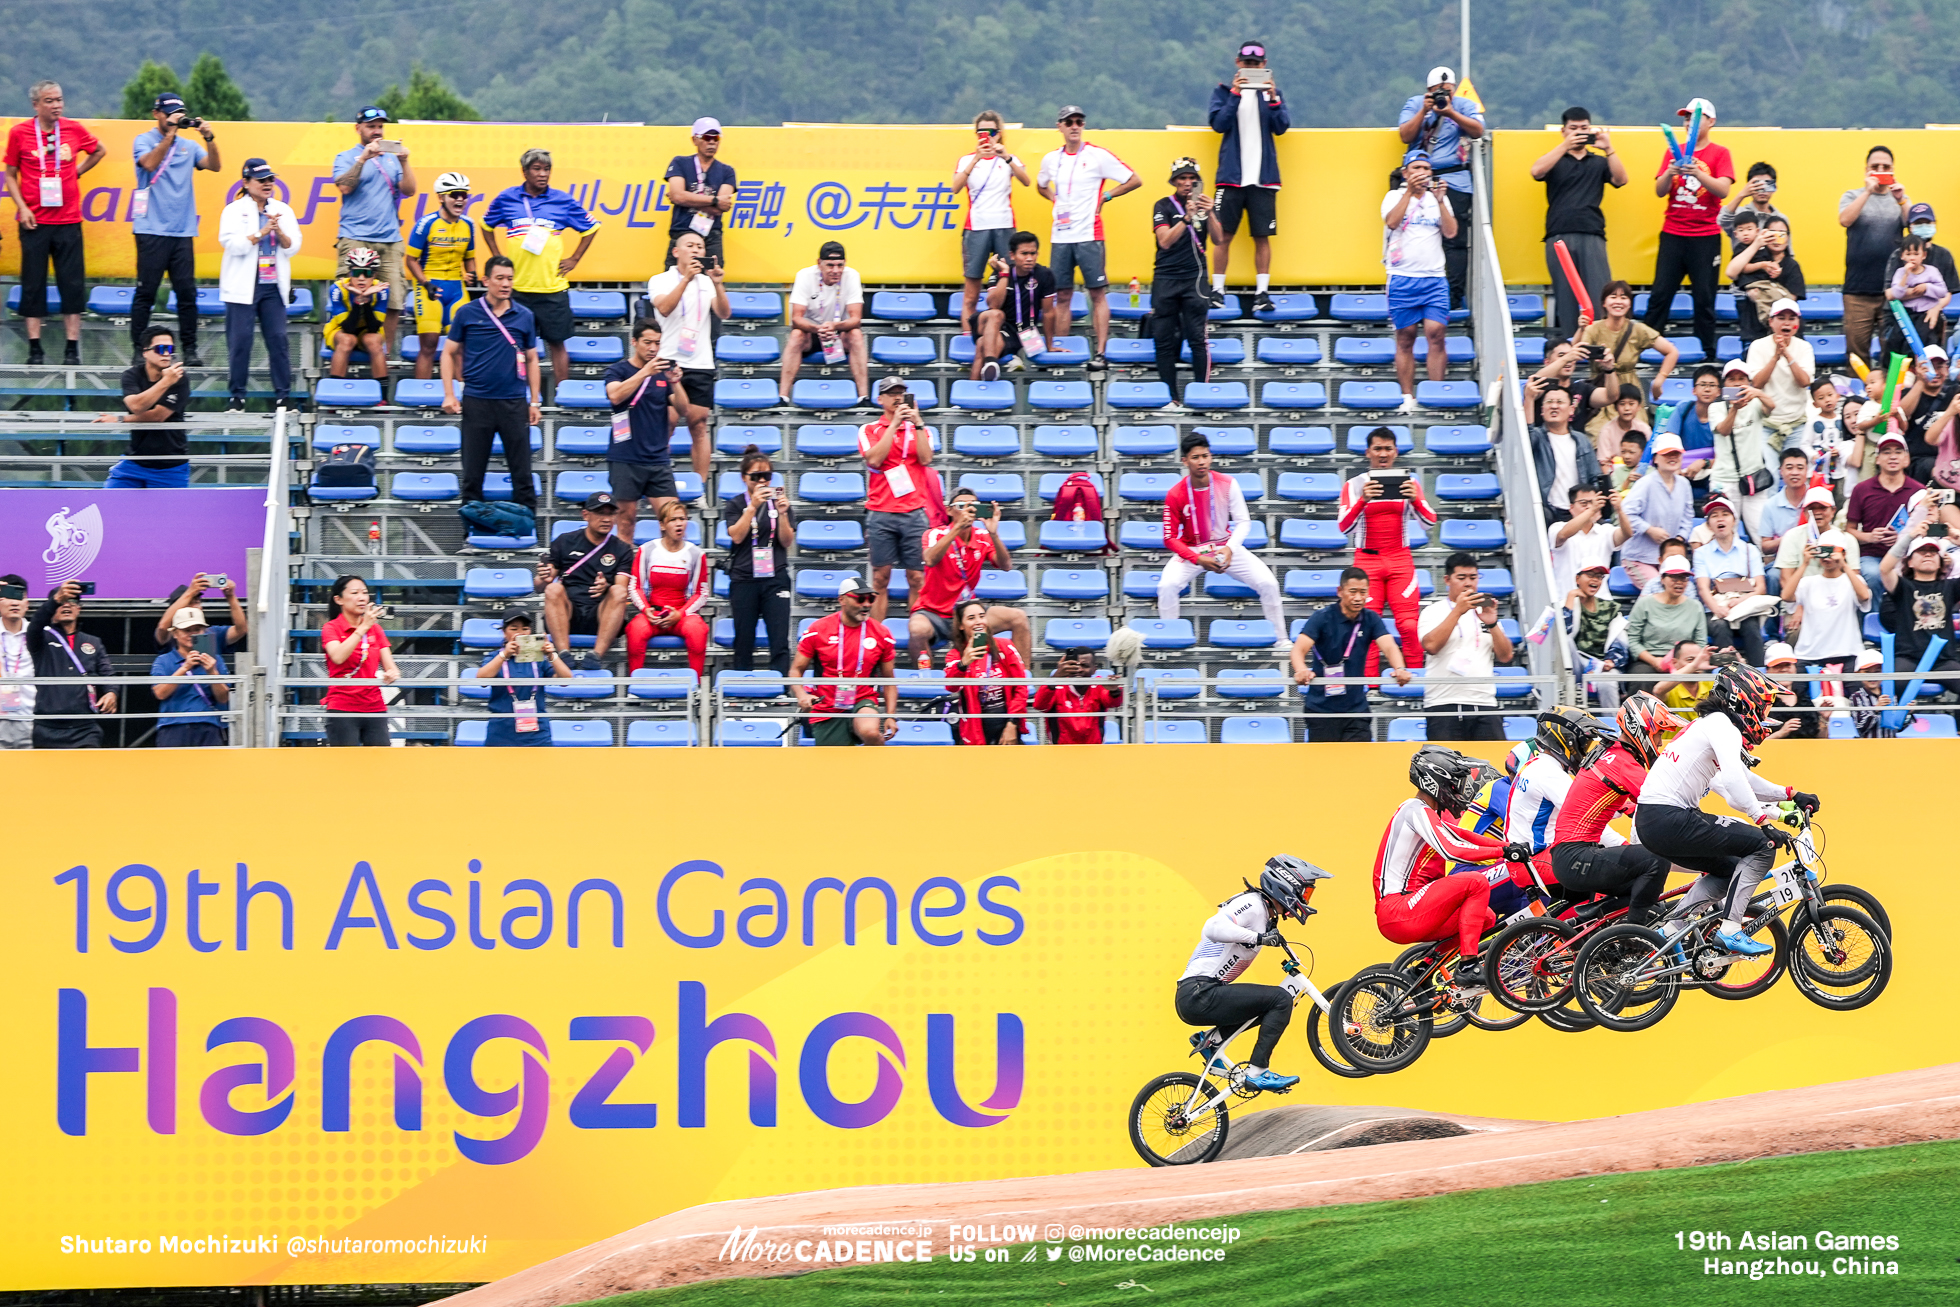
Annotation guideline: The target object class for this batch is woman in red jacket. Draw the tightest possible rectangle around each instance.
[944,597,1027,744]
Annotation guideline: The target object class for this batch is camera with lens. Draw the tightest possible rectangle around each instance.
[1932,489,1956,506]
[168,111,204,131]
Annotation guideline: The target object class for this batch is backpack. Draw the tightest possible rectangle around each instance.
[315,443,376,488]
[459,500,537,538]
[1051,471,1103,525]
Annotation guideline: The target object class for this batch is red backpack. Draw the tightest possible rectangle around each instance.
[1050,471,1112,553]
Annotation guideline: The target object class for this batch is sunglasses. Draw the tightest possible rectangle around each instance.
[844,591,874,600]
[746,471,774,482]
[151,343,175,356]
[1060,117,1086,126]
[978,127,1001,136]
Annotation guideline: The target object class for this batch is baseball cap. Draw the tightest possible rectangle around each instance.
[1056,104,1087,122]
[691,116,722,136]
[1856,647,1885,670]
[1817,529,1857,554]
[1702,494,1736,517]
[1722,358,1750,376]
[239,157,276,182]
[1908,202,1937,224]
[154,93,185,113]
[1801,485,1836,510]
[1238,42,1267,59]
[581,492,619,512]
[1768,297,1802,319]
[501,611,535,629]
[1910,534,1945,555]
[1764,641,1798,666]
[1878,431,1908,449]
[876,375,910,395]
[355,106,390,123]
[837,576,875,598]
[1426,66,1455,86]
[818,240,847,262]
[171,607,208,630]
[1577,562,1611,575]
[1659,555,1694,577]
[1651,431,1686,455]
[1678,97,1717,121]
[1929,344,1950,362]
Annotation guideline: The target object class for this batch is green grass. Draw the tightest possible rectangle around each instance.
[603,1141,1959,1305]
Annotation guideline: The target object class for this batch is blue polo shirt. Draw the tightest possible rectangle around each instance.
[330,146,407,242]
[1693,536,1762,582]
[1397,94,1484,193]
[150,647,229,727]
[1296,603,1389,713]
[446,298,538,401]
[131,130,206,237]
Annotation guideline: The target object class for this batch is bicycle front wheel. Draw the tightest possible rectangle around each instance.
[1486,917,1579,1013]
[1789,906,1891,1011]
[1305,982,1372,1079]
[1128,1072,1229,1166]
[1330,965,1433,1073]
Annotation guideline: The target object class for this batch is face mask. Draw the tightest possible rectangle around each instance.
[1911,224,1937,238]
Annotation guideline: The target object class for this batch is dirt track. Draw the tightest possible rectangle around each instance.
[442,1063,1960,1307]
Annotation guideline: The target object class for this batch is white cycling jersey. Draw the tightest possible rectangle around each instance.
[1640,711,1791,822]
[1179,891,1270,983]
[1507,751,1627,853]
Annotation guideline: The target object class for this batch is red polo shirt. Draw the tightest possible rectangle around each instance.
[4,117,101,225]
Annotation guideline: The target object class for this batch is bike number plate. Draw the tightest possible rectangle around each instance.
[1768,867,1802,907]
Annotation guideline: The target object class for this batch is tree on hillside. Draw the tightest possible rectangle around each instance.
[186,53,252,121]
[118,61,184,119]
[376,65,480,121]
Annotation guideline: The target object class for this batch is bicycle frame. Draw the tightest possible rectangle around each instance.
[1171,940,1332,1126]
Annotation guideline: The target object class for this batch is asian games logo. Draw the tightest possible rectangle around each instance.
[43,504,103,586]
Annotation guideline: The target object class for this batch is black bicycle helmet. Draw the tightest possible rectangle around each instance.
[1534,704,1608,773]
[1258,854,1333,924]
[1409,744,1476,815]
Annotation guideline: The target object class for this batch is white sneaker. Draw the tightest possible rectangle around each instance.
[1397,394,1419,414]
[1006,355,1027,373]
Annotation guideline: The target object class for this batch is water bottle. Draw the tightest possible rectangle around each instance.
[1128,276,1141,309]
[369,521,382,580]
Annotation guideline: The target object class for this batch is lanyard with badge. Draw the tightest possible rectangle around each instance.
[1165,193,1210,296]
[879,419,917,499]
[1054,149,1085,228]
[1320,612,1368,693]
[54,629,99,711]
[258,212,281,283]
[751,493,779,579]
[520,194,554,256]
[1013,272,1044,360]
[501,660,543,733]
[0,627,29,713]
[37,119,64,210]
[688,156,716,236]
[561,528,618,586]
[131,131,183,221]
[674,275,709,358]
[485,301,528,381]
[834,616,869,707]
[612,376,652,443]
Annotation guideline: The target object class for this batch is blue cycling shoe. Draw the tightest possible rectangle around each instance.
[1244,1068,1300,1092]
[1715,927,1772,958]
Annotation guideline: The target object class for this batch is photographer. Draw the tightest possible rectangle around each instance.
[321,575,399,747]
[1719,161,1786,237]
[1643,97,1733,358]
[859,375,934,623]
[1418,552,1513,741]
[1897,350,1958,484]
[603,319,694,538]
[1380,154,1455,414]
[150,607,230,748]
[475,612,574,747]
[953,111,1032,337]
[29,579,117,749]
[911,487,1031,668]
[1578,281,1675,418]
[1705,368,1778,540]
[945,598,1028,746]
[131,93,219,365]
[1293,567,1410,742]
[1550,482,1628,597]
[972,231,1052,382]
[645,229,725,461]
[1838,145,1908,371]
[3,82,103,366]
[724,445,794,675]
[1152,158,1221,407]
[1781,534,1869,679]
[156,572,247,651]
[1880,530,1960,691]
[101,327,191,488]
[1032,647,1123,744]
[1530,107,1625,341]
[779,240,868,405]
[217,158,298,412]
[331,107,417,348]
[1396,66,1483,310]
[1208,40,1289,311]
[1338,425,1435,667]
[0,573,31,749]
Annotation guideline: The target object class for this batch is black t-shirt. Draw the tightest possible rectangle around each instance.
[1884,573,1960,665]
[548,527,633,596]
[120,362,191,467]
[1151,195,1210,282]
[1768,678,1819,740]
[600,360,676,466]
[995,264,1054,331]
[1903,377,1960,466]
[721,495,793,582]
[1542,150,1613,240]
[664,154,738,237]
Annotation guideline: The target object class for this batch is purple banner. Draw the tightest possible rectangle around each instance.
[0,488,262,599]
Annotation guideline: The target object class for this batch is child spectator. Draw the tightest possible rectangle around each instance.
[1887,235,1950,351]
[1844,647,1897,738]
[474,613,574,747]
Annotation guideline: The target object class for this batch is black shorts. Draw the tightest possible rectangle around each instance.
[610,460,678,503]
[513,289,575,344]
[1304,711,1370,742]
[567,594,602,635]
[1214,185,1278,238]
[678,369,715,412]
[919,609,955,643]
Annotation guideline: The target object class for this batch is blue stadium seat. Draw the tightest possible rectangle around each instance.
[1906,714,1959,738]
[1347,425,1413,453]
[453,721,487,746]
[1182,338,1245,365]
[891,720,956,745]
[1261,381,1327,409]
[393,472,459,501]
[995,520,1027,549]
[976,569,1027,601]
[1715,336,1744,362]
[1386,716,1427,742]
[629,668,698,700]
[1333,337,1396,366]
[1124,570,1178,598]
[902,379,939,409]
[1412,335,1476,363]
[1642,337,1704,365]
[1805,292,1844,321]
[1434,473,1500,501]
[1283,569,1344,599]
[547,425,605,457]
[1221,715,1292,743]
[313,423,381,451]
[1440,518,1508,550]
[793,569,860,599]
[1479,567,1516,597]
[1044,617,1112,649]
[164,287,225,316]
[1208,294,1243,320]
[565,337,625,365]
[717,670,786,699]
[1217,668,1285,699]
[1136,667,1201,698]
[287,287,315,318]
[88,286,135,315]
[1512,337,1546,365]
[314,378,382,407]
[1506,294,1546,322]
[1425,425,1492,456]
[1119,472,1177,502]
[1040,568,1108,601]
[1186,382,1250,410]
[1633,292,1694,322]
[1504,716,1537,741]
[718,378,782,409]
[712,618,774,648]
[895,668,948,700]
[870,291,936,321]
[947,333,980,364]
[796,519,865,551]
[717,335,782,365]
[1032,424,1098,457]
[627,720,698,746]
[1269,426,1335,455]
[1035,335,1091,365]
[395,424,461,455]
[719,718,791,746]
[1120,521,1169,552]
[546,669,615,701]
[1110,291,1152,320]
[307,478,376,502]
[715,424,783,455]
[1279,519,1347,551]
[951,379,1016,411]
[1255,292,1319,321]
[1104,338,1155,364]
[1417,380,1480,409]
[7,285,61,313]
[672,471,704,502]
[797,470,866,502]
[1029,380,1094,409]
[1108,381,1172,409]
[1145,719,1207,743]
[1276,472,1340,501]
[791,378,859,410]
[1657,377,1695,404]
[1328,294,1388,322]
[569,290,627,320]
[1195,425,1256,456]
[795,424,860,458]
[1039,521,1109,551]
[1210,618,1279,648]
[1712,294,1739,323]
[465,567,534,598]
[1338,381,1401,409]
[1113,424,1179,457]
[1133,618,1198,649]
[391,378,449,407]
[554,470,610,503]
[1256,337,1323,365]
[726,291,784,320]
[1231,470,1264,500]
[1495,668,1532,699]
[459,619,506,649]
[1038,470,1102,501]
[1608,566,1638,597]
[958,471,1025,501]
[871,335,936,365]
[1810,334,1848,365]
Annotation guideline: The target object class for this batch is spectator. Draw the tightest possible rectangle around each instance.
[1885,234,1950,353]
[1418,551,1514,741]
[1524,383,1591,516]
[1651,638,1712,718]
[537,492,633,668]
[320,576,397,747]
[98,326,191,487]
[1627,556,1709,689]
[603,320,692,539]
[1694,496,1768,666]
[483,149,600,387]
[1561,561,1625,710]
[1879,530,1960,689]
[1339,425,1436,666]
[1846,432,1923,593]
[1550,483,1628,598]
[1032,647,1123,744]
[1396,66,1483,310]
[1292,565,1410,742]
[1789,376,1861,493]
[1580,281,1675,415]
[1622,431,1695,587]
[1758,446,1816,559]
[1761,640,1820,741]
[1726,213,1805,346]
[217,158,297,413]
[325,247,390,381]
[1844,646,1897,738]
[625,501,709,677]
[474,612,573,747]
[945,598,1029,746]
[443,256,542,520]
[3,81,102,366]
[1609,428,1647,491]
[723,445,794,676]
[911,487,1031,667]
[973,231,1053,382]
[645,229,726,460]
[131,92,219,366]
[664,118,735,268]
[1642,97,1733,357]
[859,375,933,622]
[1380,153,1455,414]
[1706,372,1778,540]
[1839,145,1909,370]
[404,172,479,381]
[1153,157,1222,408]
[1637,536,1695,597]
[1208,39,1288,312]
[792,577,897,746]
[1530,106,1625,341]
[156,573,246,651]
[1772,486,1843,593]
[1897,350,1957,483]
[331,107,416,348]
[779,240,868,405]
[953,111,1032,338]
[1719,161,1785,237]
[1159,431,1287,641]
[1781,532,1870,679]
[1882,203,1958,333]
[149,607,230,748]
[0,573,33,749]
[27,580,116,748]
[1595,383,1654,471]
[1036,105,1140,367]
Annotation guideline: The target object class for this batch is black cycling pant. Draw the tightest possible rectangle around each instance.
[1634,802,1773,924]
[1175,976,1291,1069]
[1551,841,1670,920]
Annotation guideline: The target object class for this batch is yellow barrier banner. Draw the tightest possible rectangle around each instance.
[1,744,1943,1290]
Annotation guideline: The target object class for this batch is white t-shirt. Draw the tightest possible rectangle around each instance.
[1792,572,1864,659]
[1743,334,1818,426]
[1236,91,1270,190]
[1549,433,1578,509]
[1418,598,1496,707]
[1380,189,1446,279]
[1037,143,1133,244]
[1551,519,1617,597]
[956,153,1021,230]
[645,269,717,372]
[0,622,33,718]
[789,265,864,326]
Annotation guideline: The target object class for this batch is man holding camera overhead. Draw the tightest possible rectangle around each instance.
[1397,67,1483,311]
[332,106,418,348]
[1530,106,1624,343]
[1208,40,1288,313]
[859,375,934,624]
[131,93,219,365]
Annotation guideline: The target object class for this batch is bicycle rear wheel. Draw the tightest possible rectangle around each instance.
[1330,965,1433,1073]
[1696,913,1788,1001]
[1821,884,1892,943]
[1485,917,1579,1013]
[1393,950,1468,1039]
[1305,982,1372,1079]
[1128,1072,1229,1166]
[1789,906,1891,1011]
[1574,923,1680,1032]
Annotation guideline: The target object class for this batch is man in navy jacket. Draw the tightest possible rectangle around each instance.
[1207,40,1289,314]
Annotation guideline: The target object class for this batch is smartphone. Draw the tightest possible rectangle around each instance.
[74,581,96,596]
[206,573,229,590]
[191,632,217,660]
[1870,170,1895,188]
[514,633,549,662]
[368,602,391,621]
[377,140,407,155]
[1239,67,1273,88]
[1929,524,1951,538]
[0,583,22,601]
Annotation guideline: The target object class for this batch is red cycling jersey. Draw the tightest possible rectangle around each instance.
[1371,798,1509,900]
[1336,471,1437,552]
[1553,742,1649,846]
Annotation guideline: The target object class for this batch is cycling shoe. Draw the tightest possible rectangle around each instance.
[1244,1068,1300,1092]
[1715,927,1772,958]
